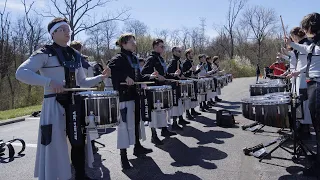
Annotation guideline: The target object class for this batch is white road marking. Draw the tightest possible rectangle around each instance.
[10,142,37,148]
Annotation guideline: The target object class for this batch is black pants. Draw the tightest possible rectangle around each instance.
[135,98,141,145]
[307,81,320,162]
[67,133,86,178]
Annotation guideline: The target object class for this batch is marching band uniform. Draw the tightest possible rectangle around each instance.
[16,41,104,180]
[196,61,211,112]
[141,51,177,145]
[289,32,320,171]
[167,54,190,130]
[109,48,151,170]
[182,58,201,118]
[211,61,222,102]
[206,60,217,106]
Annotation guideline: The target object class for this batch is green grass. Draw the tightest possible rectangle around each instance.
[0,105,42,120]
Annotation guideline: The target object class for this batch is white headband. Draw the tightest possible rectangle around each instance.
[49,21,70,35]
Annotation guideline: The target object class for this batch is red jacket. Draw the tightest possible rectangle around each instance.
[269,62,286,76]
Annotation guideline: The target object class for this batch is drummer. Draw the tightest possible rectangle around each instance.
[167,46,190,131]
[285,12,320,175]
[281,27,313,136]
[269,56,287,76]
[182,48,202,118]
[141,39,177,146]
[196,54,211,112]
[212,56,223,102]
[206,56,217,106]
[109,33,152,170]
[15,17,110,180]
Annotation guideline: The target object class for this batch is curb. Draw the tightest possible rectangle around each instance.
[0,116,30,126]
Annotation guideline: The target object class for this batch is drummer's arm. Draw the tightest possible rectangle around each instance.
[76,66,104,88]
[108,56,128,86]
[141,58,157,80]
[289,42,309,54]
[15,53,51,87]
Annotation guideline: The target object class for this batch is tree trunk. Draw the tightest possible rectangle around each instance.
[7,75,14,108]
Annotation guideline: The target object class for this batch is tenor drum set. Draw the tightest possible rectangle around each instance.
[242,79,292,129]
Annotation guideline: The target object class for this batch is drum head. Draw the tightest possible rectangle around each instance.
[78,90,119,97]
[241,96,269,103]
[179,80,193,84]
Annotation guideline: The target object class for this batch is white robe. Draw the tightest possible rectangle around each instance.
[15,48,103,180]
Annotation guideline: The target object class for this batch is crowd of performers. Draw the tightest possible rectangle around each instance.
[15,17,226,180]
[14,12,320,179]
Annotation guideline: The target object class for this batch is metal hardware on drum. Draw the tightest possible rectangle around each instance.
[63,87,98,91]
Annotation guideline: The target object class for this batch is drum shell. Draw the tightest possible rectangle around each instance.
[253,102,290,128]
[83,96,119,128]
[179,81,195,99]
[145,88,173,111]
[250,85,286,96]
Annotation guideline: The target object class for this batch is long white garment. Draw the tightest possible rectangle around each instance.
[207,91,216,99]
[15,48,103,180]
[170,99,184,117]
[183,98,192,111]
[190,100,198,109]
[149,110,169,128]
[117,100,146,149]
[282,51,312,125]
[196,63,207,77]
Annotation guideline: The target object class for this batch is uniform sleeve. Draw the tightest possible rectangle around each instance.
[108,55,128,83]
[76,62,103,88]
[269,63,275,69]
[182,61,191,76]
[15,53,51,87]
[290,42,309,54]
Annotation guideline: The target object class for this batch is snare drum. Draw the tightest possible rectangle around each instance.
[178,80,195,99]
[144,85,173,111]
[204,78,215,90]
[252,99,290,128]
[195,79,206,95]
[78,91,119,128]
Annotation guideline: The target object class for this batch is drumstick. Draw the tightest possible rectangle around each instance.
[280,15,287,38]
[63,88,98,91]
[120,82,155,85]
[101,59,108,69]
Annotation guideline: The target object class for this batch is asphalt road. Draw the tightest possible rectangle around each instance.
[0,77,317,180]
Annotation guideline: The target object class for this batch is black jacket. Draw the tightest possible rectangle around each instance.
[167,55,182,80]
[141,51,174,85]
[182,59,200,77]
[109,48,148,102]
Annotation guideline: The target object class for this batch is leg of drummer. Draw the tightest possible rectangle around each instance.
[133,99,152,157]
[151,128,163,145]
[304,82,320,175]
[172,116,183,131]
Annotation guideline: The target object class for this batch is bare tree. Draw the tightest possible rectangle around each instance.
[154,29,170,43]
[241,5,278,64]
[224,0,247,59]
[124,19,148,37]
[22,0,46,106]
[38,0,130,41]
[86,24,105,60]
[124,20,148,53]
[102,21,118,50]
[199,18,206,53]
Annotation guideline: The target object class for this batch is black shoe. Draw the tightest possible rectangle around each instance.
[151,136,164,145]
[191,109,201,116]
[215,97,222,102]
[161,128,177,137]
[207,101,215,106]
[133,145,153,156]
[179,119,190,125]
[120,152,132,170]
[186,114,194,120]
[172,122,183,131]
[201,108,207,112]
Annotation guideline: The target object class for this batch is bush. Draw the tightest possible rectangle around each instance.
[220,55,256,78]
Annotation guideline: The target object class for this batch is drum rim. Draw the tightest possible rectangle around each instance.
[145,85,172,90]
[78,90,119,96]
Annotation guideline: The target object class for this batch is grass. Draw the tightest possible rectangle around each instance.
[0,104,42,120]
